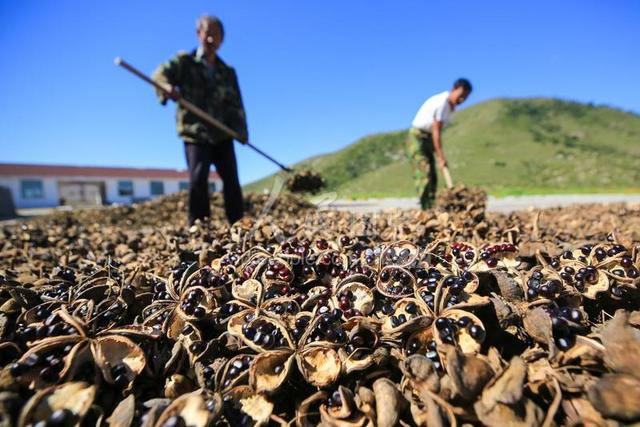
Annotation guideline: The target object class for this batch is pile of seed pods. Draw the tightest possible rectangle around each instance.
[286,170,326,195]
[0,189,639,426]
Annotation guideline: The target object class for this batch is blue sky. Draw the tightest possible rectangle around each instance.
[1,1,638,184]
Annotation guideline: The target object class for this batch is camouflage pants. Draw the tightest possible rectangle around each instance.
[407,128,437,209]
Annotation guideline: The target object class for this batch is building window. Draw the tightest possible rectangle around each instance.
[150,181,164,196]
[118,180,134,196]
[21,179,44,199]
[208,182,217,192]
[179,181,189,191]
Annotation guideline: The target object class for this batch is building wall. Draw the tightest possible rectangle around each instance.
[0,175,223,209]
[0,177,60,208]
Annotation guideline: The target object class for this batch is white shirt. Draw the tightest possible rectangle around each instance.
[411,90,454,132]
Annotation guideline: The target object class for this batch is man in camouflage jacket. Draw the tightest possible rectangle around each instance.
[152,15,247,225]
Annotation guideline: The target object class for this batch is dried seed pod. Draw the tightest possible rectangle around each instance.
[300,310,347,347]
[334,273,371,291]
[522,306,554,349]
[299,286,335,313]
[600,310,640,378]
[376,266,415,299]
[473,242,519,272]
[167,262,199,297]
[381,298,432,337]
[176,285,216,321]
[339,319,385,374]
[153,390,221,427]
[297,346,342,388]
[474,357,545,426]
[142,302,177,333]
[223,385,273,426]
[249,349,295,394]
[184,266,230,300]
[587,374,640,422]
[238,253,269,281]
[13,335,83,389]
[261,297,300,320]
[74,274,120,303]
[17,301,63,327]
[433,309,485,355]
[478,269,524,301]
[215,300,254,326]
[359,244,386,272]
[239,316,295,352]
[295,390,327,427]
[333,282,374,318]
[522,267,566,303]
[559,260,609,299]
[442,345,495,401]
[219,354,254,392]
[319,386,367,426]
[287,311,313,344]
[315,250,349,285]
[232,278,263,306]
[18,381,96,427]
[372,378,406,427]
[164,374,195,399]
[106,394,136,427]
[380,241,419,268]
[226,309,257,339]
[262,257,295,287]
[434,270,489,314]
[92,335,146,388]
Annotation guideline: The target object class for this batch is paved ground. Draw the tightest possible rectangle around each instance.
[2,194,640,224]
[318,193,640,213]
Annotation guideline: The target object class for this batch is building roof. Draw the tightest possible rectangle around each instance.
[0,163,220,180]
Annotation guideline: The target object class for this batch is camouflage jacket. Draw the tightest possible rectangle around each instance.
[152,49,248,145]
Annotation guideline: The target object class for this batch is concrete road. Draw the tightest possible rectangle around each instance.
[318,194,640,213]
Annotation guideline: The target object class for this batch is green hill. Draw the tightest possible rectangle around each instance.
[244,98,640,198]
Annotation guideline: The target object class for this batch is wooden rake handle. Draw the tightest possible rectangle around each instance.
[115,57,292,172]
[442,166,454,188]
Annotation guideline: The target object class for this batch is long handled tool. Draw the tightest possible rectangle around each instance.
[115,57,292,172]
[442,165,454,188]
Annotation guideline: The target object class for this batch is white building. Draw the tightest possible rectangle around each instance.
[0,163,222,209]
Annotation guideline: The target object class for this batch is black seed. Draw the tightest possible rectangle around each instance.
[114,373,129,388]
[556,336,573,351]
[111,363,128,377]
[468,325,486,341]
[404,302,417,314]
[189,341,205,354]
[425,350,438,359]
[569,309,582,322]
[26,353,41,367]
[457,316,472,328]
[48,408,76,426]
[551,316,567,330]
[435,317,450,330]
[9,362,27,377]
[40,366,58,382]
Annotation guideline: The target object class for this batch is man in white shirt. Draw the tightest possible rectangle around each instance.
[407,78,472,208]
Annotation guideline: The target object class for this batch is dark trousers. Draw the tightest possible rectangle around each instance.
[407,129,437,209]
[184,141,244,225]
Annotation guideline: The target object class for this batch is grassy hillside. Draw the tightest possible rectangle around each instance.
[244,98,640,198]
